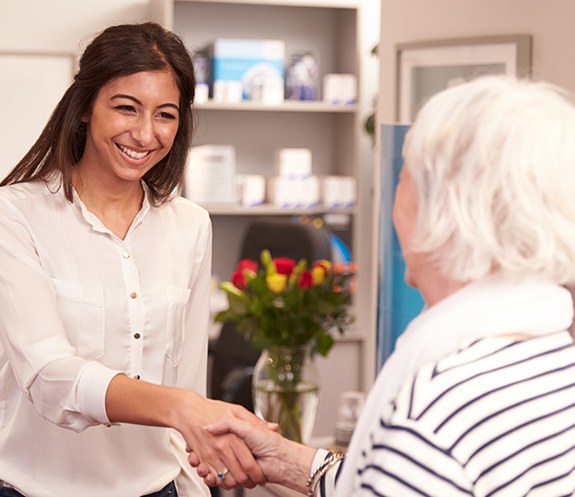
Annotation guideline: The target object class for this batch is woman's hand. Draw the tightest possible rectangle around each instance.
[188,416,317,494]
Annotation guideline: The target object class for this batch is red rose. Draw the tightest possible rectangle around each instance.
[273,257,296,276]
[235,258,258,273]
[231,269,248,290]
[298,270,313,288]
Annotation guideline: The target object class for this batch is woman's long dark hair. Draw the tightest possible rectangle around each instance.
[1,22,196,204]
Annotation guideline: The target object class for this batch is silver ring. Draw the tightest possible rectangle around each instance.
[217,468,229,481]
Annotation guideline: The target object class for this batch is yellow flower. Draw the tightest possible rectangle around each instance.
[311,266,326,286]
[316,259,332,271]
[266,273,287,294]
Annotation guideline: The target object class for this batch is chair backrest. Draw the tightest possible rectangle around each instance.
[240,220,332,263]
[210,220,333,410]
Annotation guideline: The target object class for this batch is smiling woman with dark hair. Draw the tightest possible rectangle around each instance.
[2,22,196,203]
[0,22,268,497]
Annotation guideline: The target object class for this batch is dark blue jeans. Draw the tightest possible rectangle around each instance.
[0,480,177,497]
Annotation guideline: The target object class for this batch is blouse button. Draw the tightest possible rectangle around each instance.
[134,332,141,339]
[130,291,137,299]
[123,252,130,259]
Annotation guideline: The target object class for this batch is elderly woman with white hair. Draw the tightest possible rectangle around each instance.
[190,75,575,497]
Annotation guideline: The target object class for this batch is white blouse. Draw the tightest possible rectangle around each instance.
[0,179,212,497]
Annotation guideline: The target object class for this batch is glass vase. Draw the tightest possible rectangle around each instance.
[252,344,320,444]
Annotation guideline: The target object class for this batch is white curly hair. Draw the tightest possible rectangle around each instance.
[403,75,575,285]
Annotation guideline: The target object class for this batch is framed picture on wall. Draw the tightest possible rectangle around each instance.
[396,35,532,122]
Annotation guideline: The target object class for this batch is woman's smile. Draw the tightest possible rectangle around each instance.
[116,143,152,161]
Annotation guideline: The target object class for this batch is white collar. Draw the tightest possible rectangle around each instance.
[336,275,573,496]
[70,180,151,237]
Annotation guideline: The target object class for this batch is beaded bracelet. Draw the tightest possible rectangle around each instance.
[305,451,347,497]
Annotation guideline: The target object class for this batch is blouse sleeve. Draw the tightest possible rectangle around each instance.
[0,195,120,432]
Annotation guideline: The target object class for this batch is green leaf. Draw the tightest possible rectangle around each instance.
[250,276,267,293]
[251,334,269,351]
[228,296,248,315]
[214,309,236,323]
[315,332,334,356]
[261,249,274,273]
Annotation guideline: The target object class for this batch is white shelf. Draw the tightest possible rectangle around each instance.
[196,100,359,113]
[200,203,356,216]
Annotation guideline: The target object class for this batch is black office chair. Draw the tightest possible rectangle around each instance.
[209,220,332,497]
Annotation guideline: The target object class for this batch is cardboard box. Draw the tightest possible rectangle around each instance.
[211,39,285,104]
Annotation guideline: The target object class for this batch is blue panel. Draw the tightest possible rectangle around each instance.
[376,124,425,372]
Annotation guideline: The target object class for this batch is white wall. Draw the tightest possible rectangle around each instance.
[0,0,150,53]
[0,0,151,177]
[377,0,575,122]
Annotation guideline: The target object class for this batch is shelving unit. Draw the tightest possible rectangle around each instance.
[150,0,379,438]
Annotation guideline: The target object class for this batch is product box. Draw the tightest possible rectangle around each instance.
[184,145,237,204]
[320,175,357,208]
[210,39,285,104]
[192,51,210,104]
[275,148,312,178]
[323,73,357,105]
[268,175,320,208]
[236,174,266,207]
[286,52,318,101]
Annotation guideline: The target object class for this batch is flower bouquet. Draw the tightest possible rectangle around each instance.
[215,249,356,442]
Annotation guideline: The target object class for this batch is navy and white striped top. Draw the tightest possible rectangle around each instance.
[323,330,575,496]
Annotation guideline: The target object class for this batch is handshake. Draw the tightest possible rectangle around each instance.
[184,398,326,495]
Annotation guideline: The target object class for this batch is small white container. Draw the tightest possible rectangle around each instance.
[276,148,312,178]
